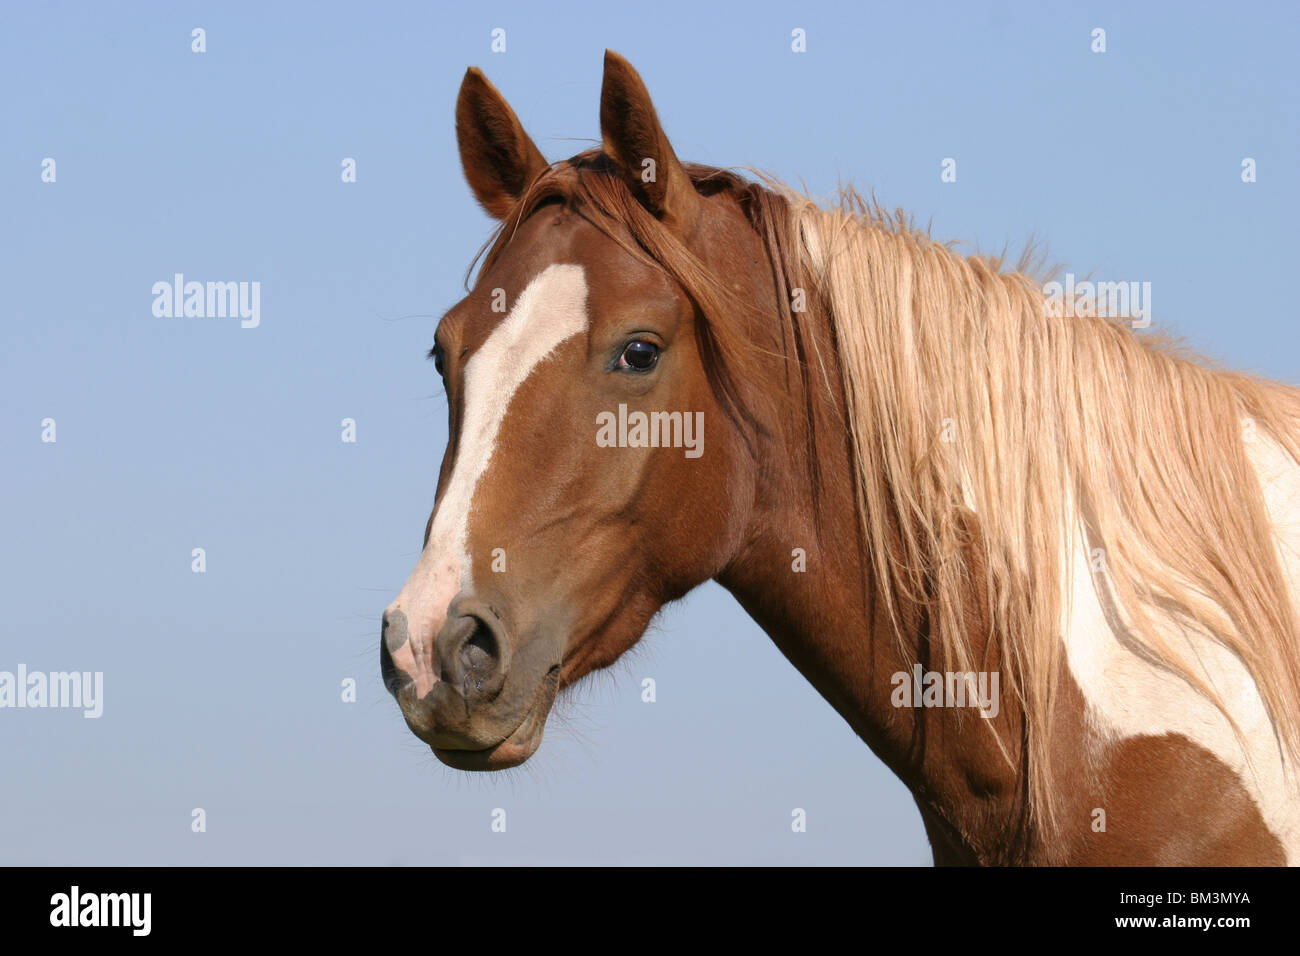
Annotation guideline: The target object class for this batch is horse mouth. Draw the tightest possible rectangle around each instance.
[432,665,561,770]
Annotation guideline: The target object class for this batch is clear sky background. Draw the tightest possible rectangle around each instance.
[1,1,1296,864]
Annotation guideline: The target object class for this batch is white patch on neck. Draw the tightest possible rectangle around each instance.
[388,263,590,697]
[1061,430,1300,863]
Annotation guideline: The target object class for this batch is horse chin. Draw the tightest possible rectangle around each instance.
[431,666,559,771]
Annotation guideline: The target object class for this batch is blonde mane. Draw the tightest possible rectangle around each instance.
[781,180,1300,828]
[483,154,1300,831]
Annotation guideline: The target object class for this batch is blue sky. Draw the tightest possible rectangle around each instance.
[1,0,1296,864]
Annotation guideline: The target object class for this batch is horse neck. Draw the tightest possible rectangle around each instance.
[714,299,1043,864]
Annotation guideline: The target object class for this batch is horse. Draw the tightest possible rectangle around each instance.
[380,50,1300,865]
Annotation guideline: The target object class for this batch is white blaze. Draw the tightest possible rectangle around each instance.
[388,264,590,697]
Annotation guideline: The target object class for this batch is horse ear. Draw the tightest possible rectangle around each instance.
[456,67,549,220]
[599,50,700,235]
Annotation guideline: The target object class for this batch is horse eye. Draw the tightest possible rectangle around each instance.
[618,340,660,372]
[431,344,446,377]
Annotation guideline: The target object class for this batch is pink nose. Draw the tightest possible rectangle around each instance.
[379,608,415,695]
[381,597,509,693]
[379,597,514,743]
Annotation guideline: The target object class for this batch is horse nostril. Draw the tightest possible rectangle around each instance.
[382,608,409,652]
[380,610,413,696]
[379,636,399,691]
[434,605,509,702]
[460,616,500,681]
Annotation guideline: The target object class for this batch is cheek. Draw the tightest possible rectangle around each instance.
[465,352,752,597]
[660,385,756,579]
[560,586,666,681]
[597,399,754,588]
[649,455,752,587]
